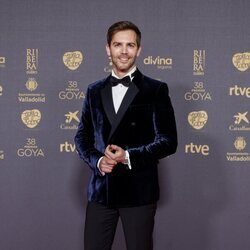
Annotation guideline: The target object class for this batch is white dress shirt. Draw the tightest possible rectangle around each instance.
[111,67,136,113]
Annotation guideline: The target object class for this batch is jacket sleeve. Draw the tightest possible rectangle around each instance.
[74,88,104,176]
[128,82,178,169]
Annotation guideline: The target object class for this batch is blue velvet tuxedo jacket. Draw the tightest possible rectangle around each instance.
[75,69,177,207]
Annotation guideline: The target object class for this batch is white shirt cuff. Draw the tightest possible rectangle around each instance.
[125,150,132,170]
[97,156,105,176]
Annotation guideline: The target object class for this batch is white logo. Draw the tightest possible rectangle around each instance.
[59,81,85,100]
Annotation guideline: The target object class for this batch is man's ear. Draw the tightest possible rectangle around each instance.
[106,44,111,56]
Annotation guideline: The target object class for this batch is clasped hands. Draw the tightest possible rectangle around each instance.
[99,144,126,174]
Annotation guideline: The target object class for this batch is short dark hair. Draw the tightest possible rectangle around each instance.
[107,21,141,47]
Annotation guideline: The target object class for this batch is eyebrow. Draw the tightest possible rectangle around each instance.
[112,41,137,46]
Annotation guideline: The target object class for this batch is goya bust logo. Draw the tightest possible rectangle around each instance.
[232,52,250,72]
[188,111,208,129]
[21,109,41,128]
[63,51,83,70]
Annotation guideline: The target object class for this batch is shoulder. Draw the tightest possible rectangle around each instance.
[88,77,108,90]
[139,73,169,92]
[85,76,111,97]
[143,74,166,85]
[136,69,167,86]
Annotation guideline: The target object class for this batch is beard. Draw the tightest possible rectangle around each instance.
[111,56,136,75]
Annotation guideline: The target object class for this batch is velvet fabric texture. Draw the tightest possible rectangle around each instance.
[75,70,177,207]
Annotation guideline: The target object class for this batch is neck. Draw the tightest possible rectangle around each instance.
[112,66,136,78]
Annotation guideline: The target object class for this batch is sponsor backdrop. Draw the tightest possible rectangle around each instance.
[0,0,249,249]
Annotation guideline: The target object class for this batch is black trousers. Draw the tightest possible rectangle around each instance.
[84,201,157,250]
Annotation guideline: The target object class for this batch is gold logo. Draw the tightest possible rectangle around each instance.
[185,142,209,156]
[21,109,41,128]
[229,85,250,98]
[26,49,38,74]
[60,111,80,130]
[60,141,76,152]
[18,78,45,103]
[188,111,208,129]
[25,78,38,91]
[65,111,80,123]
[232,52,250,72]
[0,150,4,160]
[227,137,250,161]
[0,56,6,64]
[234,112,249,125]
[193,50,205,75]
[229,111,250,131]
[60,110,80,130]
[63,51,83,70]
[234,137,246,151]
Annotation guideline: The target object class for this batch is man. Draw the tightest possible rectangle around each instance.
[75,21,177,250]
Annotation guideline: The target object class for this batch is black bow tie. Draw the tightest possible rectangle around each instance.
[110,75,131,87]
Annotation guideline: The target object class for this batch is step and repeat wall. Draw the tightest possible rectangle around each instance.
[0,0,249,249]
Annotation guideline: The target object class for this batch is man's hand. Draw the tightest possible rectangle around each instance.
[99,156,117,174]
[105,144,126,163]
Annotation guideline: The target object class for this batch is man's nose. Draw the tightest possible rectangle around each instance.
[121,45,128,53]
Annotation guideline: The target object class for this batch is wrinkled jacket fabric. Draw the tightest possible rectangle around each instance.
[75,70,177,207]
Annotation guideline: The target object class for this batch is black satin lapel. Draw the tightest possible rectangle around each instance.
[108,82,139,142]
[100,83,116,125]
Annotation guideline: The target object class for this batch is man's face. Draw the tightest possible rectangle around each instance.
[106,30,141,77]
